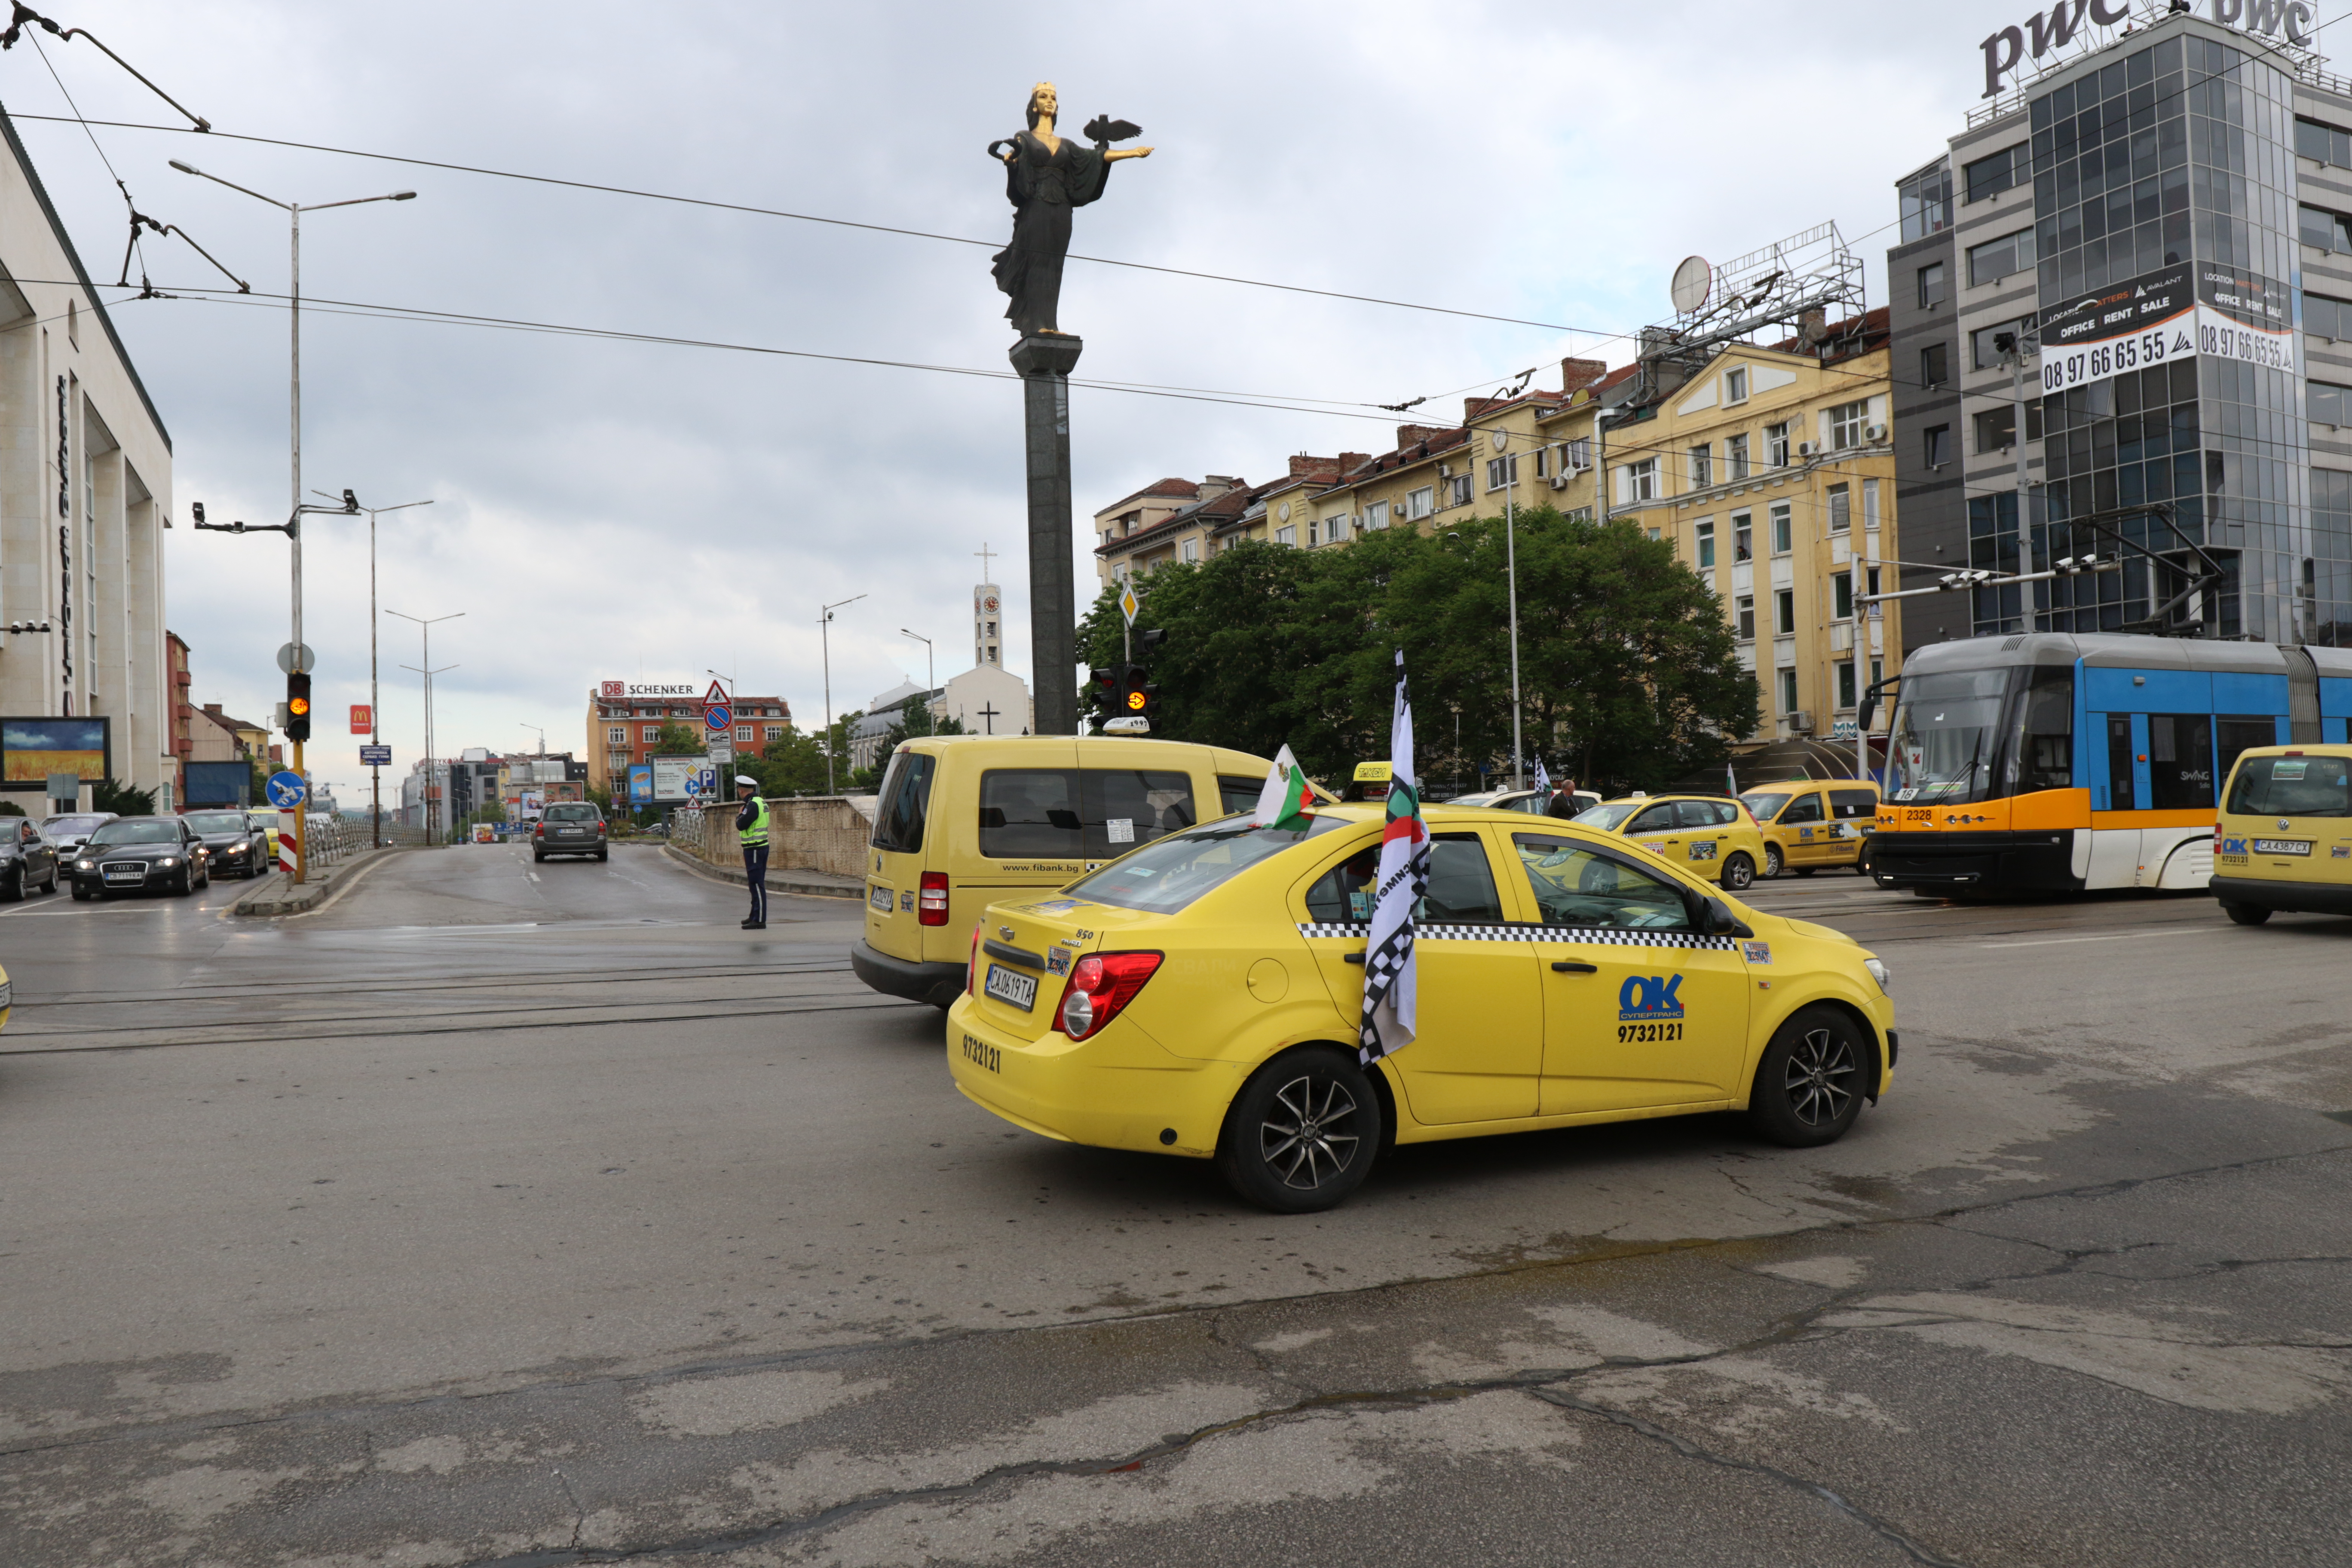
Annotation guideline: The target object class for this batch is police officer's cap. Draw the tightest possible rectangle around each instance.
[735,775,758,787]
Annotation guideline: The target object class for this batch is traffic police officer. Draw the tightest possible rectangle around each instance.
[735,775,769,929]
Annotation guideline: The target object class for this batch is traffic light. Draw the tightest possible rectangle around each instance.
[286,671,312,743]
[1137,627,1168,654]
[1088,664,1123,724]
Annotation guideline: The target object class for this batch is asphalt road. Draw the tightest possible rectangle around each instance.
[3,842,2349,1565]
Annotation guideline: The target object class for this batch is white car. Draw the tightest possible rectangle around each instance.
[40,812,118,855]
[1445,786,1604,818]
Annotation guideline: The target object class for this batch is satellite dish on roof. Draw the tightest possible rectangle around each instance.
[1671,254,1712,315]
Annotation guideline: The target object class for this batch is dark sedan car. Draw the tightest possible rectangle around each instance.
[0,817,58,900]
[181,809,273,879]
[67,817,211,900]
[532,802,607,862]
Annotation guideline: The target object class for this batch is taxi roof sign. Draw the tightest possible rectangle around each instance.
[1353,761,1392,783]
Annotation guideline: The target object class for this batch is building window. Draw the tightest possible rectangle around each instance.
[2312,382,2352,426]
[1972,403,2042,451]
[1920,342,1949,389]
[1923,425,1951,468]
[1833,570,1855,620]
[1779,668,1800,714]
[1448,475,1473,508]
[1564,506,1592,524]
[1917,261,1947,309]
[1829,400,1869,449]
[1966,227,2034,287]
[1733,512,1753,562]
[1484,455,1517,490]
[1963,143,2024,203]
[1773,588,1796,636]
[1770,502,1793,555]
[1696,518,1716,569]
[1563,436,1590,470]
[765,725,784,742]
[1836,661,1858,710]
[2297,116,2352,168]
[1274,524,1297,546]
[2301,204,2352,252]
[1969,318,2033,369]
[1364,500,1390,531]
[1827,483,1851,533]
[1724,367,1749,404]
[733,725,751,743]
[607,726,625,744]
[1735,594,1755,640]
[1620,459,1659,503]
[641,726,660,743]
[1407,486,1435,520]
[1688,444,1712,488]
[1726,432,1751,480]
[2308,294,2352,340]
[1182,537,1200,562]
[1898,159,1951,241]
[1647,527,1662,540]
[1765,423,1790,469]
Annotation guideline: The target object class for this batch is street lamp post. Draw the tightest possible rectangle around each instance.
[388,609,462,842]
[317,492,432,848]
[899,629,934,736]
[819,594,866,795]
[171,159,415,878]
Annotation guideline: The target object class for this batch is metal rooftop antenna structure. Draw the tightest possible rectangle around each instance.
[1631,221,1867,405]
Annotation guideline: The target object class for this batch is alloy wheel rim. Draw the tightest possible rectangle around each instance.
[1783,1027,1855,1126]
[1259,1073,1361,1189]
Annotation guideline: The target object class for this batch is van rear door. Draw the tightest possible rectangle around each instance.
[865,748,938,965]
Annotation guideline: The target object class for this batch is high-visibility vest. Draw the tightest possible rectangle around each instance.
[739,796,770,848]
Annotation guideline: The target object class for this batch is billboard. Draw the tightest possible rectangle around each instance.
[628,765,652,804]
[649,754,713,802]
[599,680,699,700]
[0,715,109,790]
[2037,261,2296,397]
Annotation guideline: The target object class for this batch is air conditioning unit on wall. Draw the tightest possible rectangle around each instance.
[1865,423,1890,441]
[1797,441,1819,457]
[1549,475,1570,490]
[1786,710,1814,733]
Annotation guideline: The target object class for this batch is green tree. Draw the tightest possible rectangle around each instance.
[650,721,707,756]
[849,701,966,790]
[93,778,157,816]
[1084,513,1755,794]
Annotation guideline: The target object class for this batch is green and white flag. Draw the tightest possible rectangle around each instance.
[1253,744,1314,830]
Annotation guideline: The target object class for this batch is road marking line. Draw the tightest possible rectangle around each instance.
[1978,926,2207,949]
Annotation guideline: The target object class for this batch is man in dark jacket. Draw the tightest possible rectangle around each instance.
[735,775,769,929]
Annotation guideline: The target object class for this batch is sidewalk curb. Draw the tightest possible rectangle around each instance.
[232,845,408,916]
[661,842,861,900]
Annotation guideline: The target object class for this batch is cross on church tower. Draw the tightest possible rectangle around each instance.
[977,701,1001,735]
[974,541,997,578]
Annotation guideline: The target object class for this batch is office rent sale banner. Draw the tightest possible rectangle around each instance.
[2038,261,2295,394]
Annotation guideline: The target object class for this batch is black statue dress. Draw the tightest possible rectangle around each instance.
[991,130,1110,337]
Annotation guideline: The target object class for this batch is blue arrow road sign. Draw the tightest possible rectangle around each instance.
[704,704,732,732]
[265,770,308,808]
[359,744,392,766]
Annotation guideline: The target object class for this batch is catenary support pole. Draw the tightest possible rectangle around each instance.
[1011,334,1082,735]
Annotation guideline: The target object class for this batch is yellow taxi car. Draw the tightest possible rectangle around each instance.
[1571,794,1769,892]
[946,804,1896,1212]
[1738,780,1883,879]
[2211,744,2352,925]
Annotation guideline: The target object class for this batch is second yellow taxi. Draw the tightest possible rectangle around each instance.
[1570,793,1770,891]
[946,803,1896,1212]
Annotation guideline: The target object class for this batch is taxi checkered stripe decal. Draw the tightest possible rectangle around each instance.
[1298,922,1736,951]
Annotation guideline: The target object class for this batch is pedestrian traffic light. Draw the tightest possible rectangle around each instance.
[286,671,312,742]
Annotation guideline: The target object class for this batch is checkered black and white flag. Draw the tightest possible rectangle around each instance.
[1360,650,1429,1066]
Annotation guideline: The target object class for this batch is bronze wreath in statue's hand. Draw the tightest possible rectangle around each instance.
[987,138,1017,163]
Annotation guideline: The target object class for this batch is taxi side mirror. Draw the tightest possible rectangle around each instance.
[1699,896,1753,939]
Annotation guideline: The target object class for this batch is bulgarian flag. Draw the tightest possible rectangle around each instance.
[1360,650,1430,1066]
[1253,744,1314,830]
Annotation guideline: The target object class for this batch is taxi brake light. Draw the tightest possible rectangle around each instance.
[919,870,950,926]
[1054,950,1164,1040]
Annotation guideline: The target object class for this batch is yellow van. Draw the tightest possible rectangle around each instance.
[1738,780,1883,879]
[2211,744,2352,925]
[852,734,1286,1007]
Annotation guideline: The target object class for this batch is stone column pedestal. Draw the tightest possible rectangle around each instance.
[1010,333,1082,736]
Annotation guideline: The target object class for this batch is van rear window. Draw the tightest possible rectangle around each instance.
[1219,774,1264,818]
[2226,754,2352,818]
[871,751,935,852]
[978,769,1196,859]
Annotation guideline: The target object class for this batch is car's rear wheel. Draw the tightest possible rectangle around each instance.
[1793,867,1817,877]
[1746,1006,1868,1148]
[2223,900,2272,926]
[1762,843,1784,879]
[1720,851,1755,891]
[1216,1047,1381,1214]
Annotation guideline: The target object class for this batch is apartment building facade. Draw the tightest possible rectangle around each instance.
[584,683,792,795]
[1890,8,2352,649]
[1602,314,1902,743]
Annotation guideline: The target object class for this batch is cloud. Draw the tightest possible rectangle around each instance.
[9,0,1992,796]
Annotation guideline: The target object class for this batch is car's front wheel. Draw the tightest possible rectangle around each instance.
[71,881,93,901]
[1762,843,1784,879]
[0,866,23,904]
[1745,1006,1869,1148]
[1720,851,1756,891]
[1216,1047,1381,1214]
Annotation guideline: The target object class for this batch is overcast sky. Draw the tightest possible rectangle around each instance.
[6,0,2078,795]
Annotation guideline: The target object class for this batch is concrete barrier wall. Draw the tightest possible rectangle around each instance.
[674,796,878,876]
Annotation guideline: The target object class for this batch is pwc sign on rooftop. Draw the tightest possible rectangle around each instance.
[1982,0,2316,99]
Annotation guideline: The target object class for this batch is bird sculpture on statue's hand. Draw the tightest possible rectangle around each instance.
[1083,116,1142,147]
